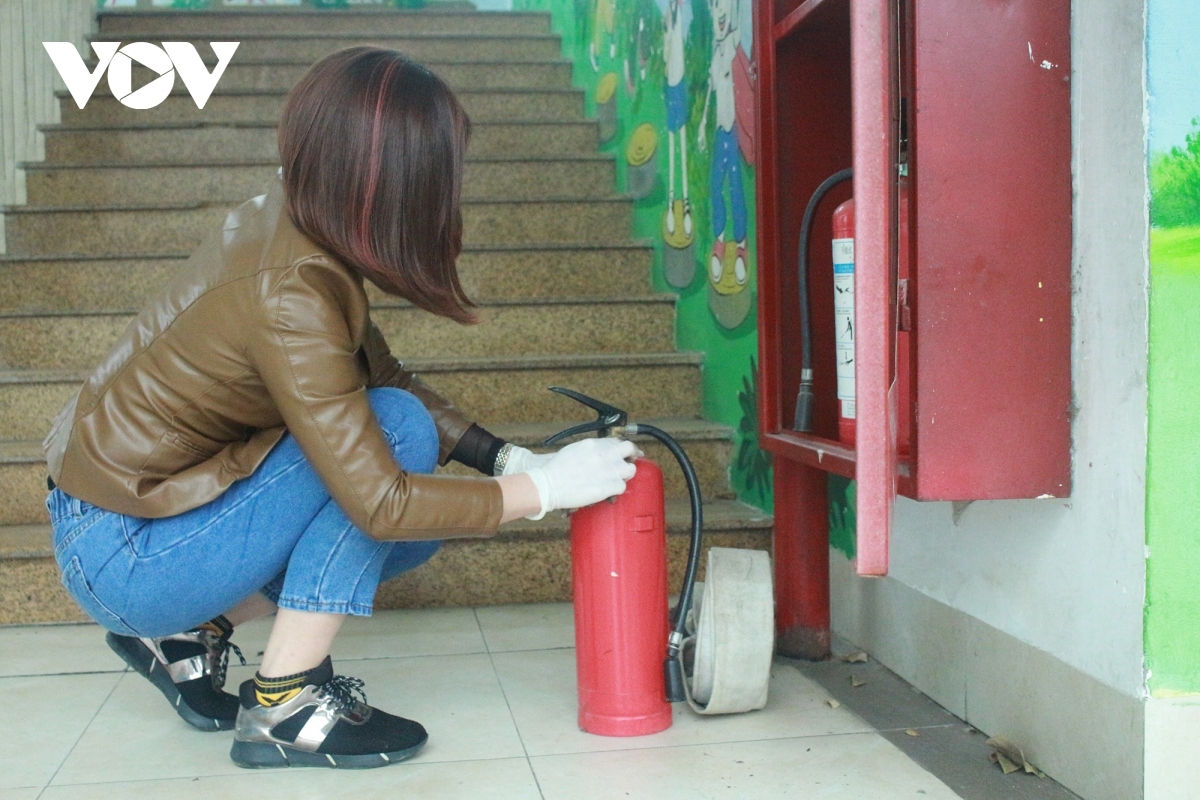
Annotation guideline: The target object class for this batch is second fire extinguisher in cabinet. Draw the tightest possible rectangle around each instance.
[792,168,911,457]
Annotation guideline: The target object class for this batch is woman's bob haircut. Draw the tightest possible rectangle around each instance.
[279,47,476,324]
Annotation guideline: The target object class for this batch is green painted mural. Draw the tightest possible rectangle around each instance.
[1145,0,1200,696]
[513,0,771,510]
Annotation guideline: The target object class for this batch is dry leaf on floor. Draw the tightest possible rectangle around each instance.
[851,676,866,688]
[826,699,841,709]
[990,752,1021,775]
[843,651,869,663]
[987,736,1044,777]
[905,729,920,737]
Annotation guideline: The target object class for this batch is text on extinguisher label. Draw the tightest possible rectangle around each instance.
[832,238,856,419]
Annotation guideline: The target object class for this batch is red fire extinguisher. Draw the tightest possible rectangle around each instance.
[831,197,857,447]
[545,387,705,737]
[793,169,910,458]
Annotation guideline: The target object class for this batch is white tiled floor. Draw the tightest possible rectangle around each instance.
[0,604,961,799]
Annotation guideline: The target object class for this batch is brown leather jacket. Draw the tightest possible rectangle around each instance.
[43,176,503,540]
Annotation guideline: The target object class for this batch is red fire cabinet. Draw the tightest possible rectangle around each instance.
[755,0,1072,658]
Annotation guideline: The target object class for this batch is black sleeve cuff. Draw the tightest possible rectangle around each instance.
[448,424,507,476]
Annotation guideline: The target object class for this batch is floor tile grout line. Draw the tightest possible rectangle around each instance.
[0,668,129,680]
[520,727,904,760]
[0,645,577,678]
[34,669,126,800]
[473,606,547,800]
[42,755,541,790]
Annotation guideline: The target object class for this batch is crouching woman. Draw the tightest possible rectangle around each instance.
[42,47,635,770]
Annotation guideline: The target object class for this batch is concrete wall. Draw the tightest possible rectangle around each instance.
[832,1,1150,798]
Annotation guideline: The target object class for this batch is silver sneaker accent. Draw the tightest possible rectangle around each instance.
[140,628,238,689]
[235,681,372,754]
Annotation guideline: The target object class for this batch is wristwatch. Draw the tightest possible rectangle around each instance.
[493,442,515,476]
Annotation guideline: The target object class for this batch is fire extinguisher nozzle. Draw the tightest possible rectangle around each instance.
[664,657,687,703]
[793,383,815,433]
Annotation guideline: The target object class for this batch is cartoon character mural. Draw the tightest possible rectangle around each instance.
[698,0,753,329]
[663,0,692,243]
[589,0,617,71]
[659,0,696,287]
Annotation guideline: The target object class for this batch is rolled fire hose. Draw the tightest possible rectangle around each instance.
[682,546,775,715]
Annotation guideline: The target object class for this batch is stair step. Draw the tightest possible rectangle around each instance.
[0,525,52,559]
[0,418,731,532]
[0,499,772,623]
[89,32,564,63]
[42,120,599,164]
[0,441,50,528]
[98,9,553,37]
[23,157,615,206]
[87,59,574,93]
[0,296,678,372]
[60,88,583,127]
[0,244,653,314]
[0,353,703,488]
[3,199,634,256]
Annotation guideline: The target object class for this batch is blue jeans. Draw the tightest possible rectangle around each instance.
[49,388,442,638]
[711,125,747,243]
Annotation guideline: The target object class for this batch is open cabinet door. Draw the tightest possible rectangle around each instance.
[850,0,898,576]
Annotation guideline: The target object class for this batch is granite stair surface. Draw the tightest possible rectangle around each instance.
[0,5,772,624]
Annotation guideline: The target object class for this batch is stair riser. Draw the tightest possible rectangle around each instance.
[0,558,87,625]
[4,201,632,256]
[0,248,652,314]
[0,363,701,461]
[76,61,572,93]
[441,436,734,502]
[0,530,770,624]
[0,461,48,527]
[0,302,676,372]
[98,12,552,36]
[24,160,615,206]
[61,90,582,126]
[374,531,772,610]
[43,122,598,164]
[88,34,563,62]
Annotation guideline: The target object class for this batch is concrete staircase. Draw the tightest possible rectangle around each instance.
[0,6,771,625]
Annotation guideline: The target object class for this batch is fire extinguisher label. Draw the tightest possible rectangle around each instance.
[832,238,855,419]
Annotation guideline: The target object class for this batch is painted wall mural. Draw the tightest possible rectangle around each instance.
[1145,0,1200,696]
[515,0,771,510]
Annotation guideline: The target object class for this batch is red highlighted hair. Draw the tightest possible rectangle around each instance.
[279,47,476,323]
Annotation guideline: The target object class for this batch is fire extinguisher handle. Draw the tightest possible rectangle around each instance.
[543,387,628,444]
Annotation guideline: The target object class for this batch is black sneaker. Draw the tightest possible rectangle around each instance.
[230,657,427,769]
[106,617,246,731]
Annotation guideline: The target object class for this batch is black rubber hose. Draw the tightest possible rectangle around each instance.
[628,422,703,703]
[794,168,854,432]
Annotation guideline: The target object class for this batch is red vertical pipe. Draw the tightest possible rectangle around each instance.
[755,0,782,437]
[850,0,897,576]
[773,458,832,660]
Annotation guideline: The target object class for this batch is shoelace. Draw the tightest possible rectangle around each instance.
[319,675,369,714]
[211,635,246,689]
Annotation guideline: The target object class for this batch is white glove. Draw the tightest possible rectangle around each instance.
[500,445,554,476]
[525,437,639,520]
